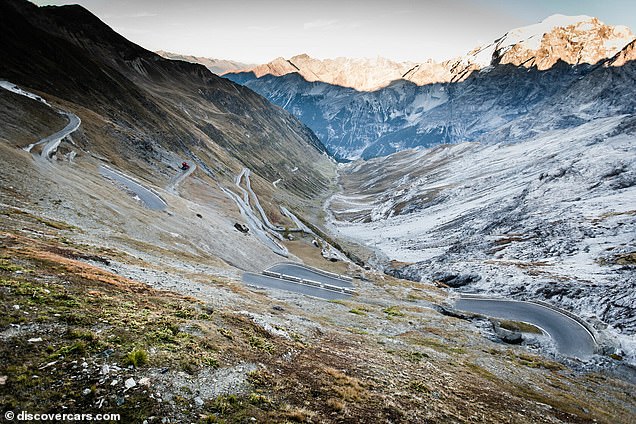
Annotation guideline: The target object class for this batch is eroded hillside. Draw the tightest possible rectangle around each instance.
[0,1,635,422]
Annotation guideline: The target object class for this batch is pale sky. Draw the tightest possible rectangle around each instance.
[32,0,636,64]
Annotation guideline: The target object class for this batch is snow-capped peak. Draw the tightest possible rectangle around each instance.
[232,15,634,89]
[467,14,634,69]
[502,14,594,49]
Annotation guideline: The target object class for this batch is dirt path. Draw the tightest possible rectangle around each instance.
[166,163,196,193]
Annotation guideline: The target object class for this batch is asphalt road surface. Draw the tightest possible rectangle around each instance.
[280,206,313,233]
[455,297,596,359]
[166,163,196,193]
[266,263,352,288]
[220,185,288,257]
[40,112,81,158]
[242,272,351,300]
[0,80,81,156]
[99,165,167,211]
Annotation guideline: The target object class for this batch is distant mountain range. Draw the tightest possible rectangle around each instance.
[217,15,635,160]
[155,50,255,75]
[177,15,634,92]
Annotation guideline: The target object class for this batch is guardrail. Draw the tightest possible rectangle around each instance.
[314,268,354,283]
[268,262,353,283]
[529,299,598,344]
[264,270,300,282]
[262,270,357,295]
[458,294,599,348]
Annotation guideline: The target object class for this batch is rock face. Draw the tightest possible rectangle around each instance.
[401,59,477,85]
[225,15,635,160]
[609,39,636,66]
[488,15,634,70]
[242,54,417,91]
[230,54,479,92]
[430,273,481,288]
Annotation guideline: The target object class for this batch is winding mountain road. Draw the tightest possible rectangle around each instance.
[221,185,288,257]
[38,112,81,158]
[280,206,313,233]
[266,263,353,288]
[0,80,81,157]
[454,296,597,359]
[100,165,167,211]
[166,163,196,193]
[222,168,288,257]
[242,272,352,300]
[242,168,285,233]
[242,263,355,300]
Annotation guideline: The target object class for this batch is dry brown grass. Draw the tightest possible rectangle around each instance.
[323,367,367,401]
[325,397,345,411]
[283,233,352,275]
[0,186,633,424]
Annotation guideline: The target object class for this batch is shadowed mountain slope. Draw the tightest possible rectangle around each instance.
[225,16,635,160]
[0,0,333,198]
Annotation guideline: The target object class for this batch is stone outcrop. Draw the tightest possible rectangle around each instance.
[489,15,635,70]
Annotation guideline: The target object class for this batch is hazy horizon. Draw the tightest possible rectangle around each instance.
[32,0,636,64]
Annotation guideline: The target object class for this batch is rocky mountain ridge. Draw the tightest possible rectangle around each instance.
[155,50,255,75]
[224,15,635,159]
[243,54,417,91]
[225,15,634,91]
[485,15,634,70]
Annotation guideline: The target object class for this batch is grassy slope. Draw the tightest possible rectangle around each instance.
[0,203,634,423]
[0,90,66,148]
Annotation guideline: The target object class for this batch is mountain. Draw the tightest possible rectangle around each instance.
[156,50,255,75]
[236,54,418,91]
[0,0,335,272]
[2,2,636,422]
[609,38,636,66]
[225,15,635,160]
[323,19,636,362]
[231,15,634,89]
[319,17,636,363]
[481,14,634,70]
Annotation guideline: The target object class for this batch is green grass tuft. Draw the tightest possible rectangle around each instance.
[383,306,404,317]
[125,348,149,368]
